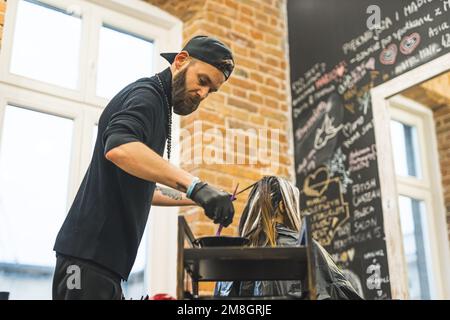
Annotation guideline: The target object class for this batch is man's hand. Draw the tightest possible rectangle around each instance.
[188,182,235,227]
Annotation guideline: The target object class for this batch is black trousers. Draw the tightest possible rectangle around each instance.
[52,254,124,300]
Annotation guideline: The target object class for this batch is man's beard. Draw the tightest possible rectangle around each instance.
[171,66,201,116]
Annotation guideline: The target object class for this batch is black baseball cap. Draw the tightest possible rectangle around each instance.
[160,35,235,80]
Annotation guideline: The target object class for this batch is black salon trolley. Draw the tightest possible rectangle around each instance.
[176,216,317,300]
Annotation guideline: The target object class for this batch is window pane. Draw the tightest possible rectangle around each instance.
[133,230,147,272]
[10,0,82,89]
[0,105,73,266]
[390,120,422,178]
[96,25,154,99]
[398,196,431,299]
[122,229,147,299]
[91,125,98,157]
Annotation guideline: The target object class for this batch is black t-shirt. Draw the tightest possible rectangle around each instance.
[54,68,172,280]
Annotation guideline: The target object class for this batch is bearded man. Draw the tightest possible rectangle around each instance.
[52,35,235,300]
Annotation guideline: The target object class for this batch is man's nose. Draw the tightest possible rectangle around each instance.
[197,87,209,100]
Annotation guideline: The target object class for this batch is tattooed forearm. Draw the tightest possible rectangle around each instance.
[156,186,183,200]
[153,186,197,206]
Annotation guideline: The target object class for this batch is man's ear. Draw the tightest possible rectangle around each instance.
[174,51,190,70]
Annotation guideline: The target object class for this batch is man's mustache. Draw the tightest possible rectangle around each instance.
[188,95,201,106]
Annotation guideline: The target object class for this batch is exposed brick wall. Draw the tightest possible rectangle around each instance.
[434,103,450,241]
[146,0,206,23]
[403,72,450,241]
[146,0,293,294]
[0,0,6,49]
[425,74,450,242]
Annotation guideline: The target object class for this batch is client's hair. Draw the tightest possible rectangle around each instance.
[238,176,302,247]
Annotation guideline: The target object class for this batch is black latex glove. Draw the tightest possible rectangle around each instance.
[188,182,235,227]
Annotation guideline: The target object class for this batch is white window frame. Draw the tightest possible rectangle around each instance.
[0,0,182,298]
[388,96,444,299]
[0,0,181,107]
[371,52,450,299]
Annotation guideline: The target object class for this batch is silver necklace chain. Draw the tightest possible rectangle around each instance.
[156,73,172,161]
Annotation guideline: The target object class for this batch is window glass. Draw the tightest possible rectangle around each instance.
[10,0,82,89]
[0,105,73,266]
[398,195,431,299]
[96,24,154,99]
[390,120,422,178]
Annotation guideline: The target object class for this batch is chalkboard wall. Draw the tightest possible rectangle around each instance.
[287,0,450,299]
